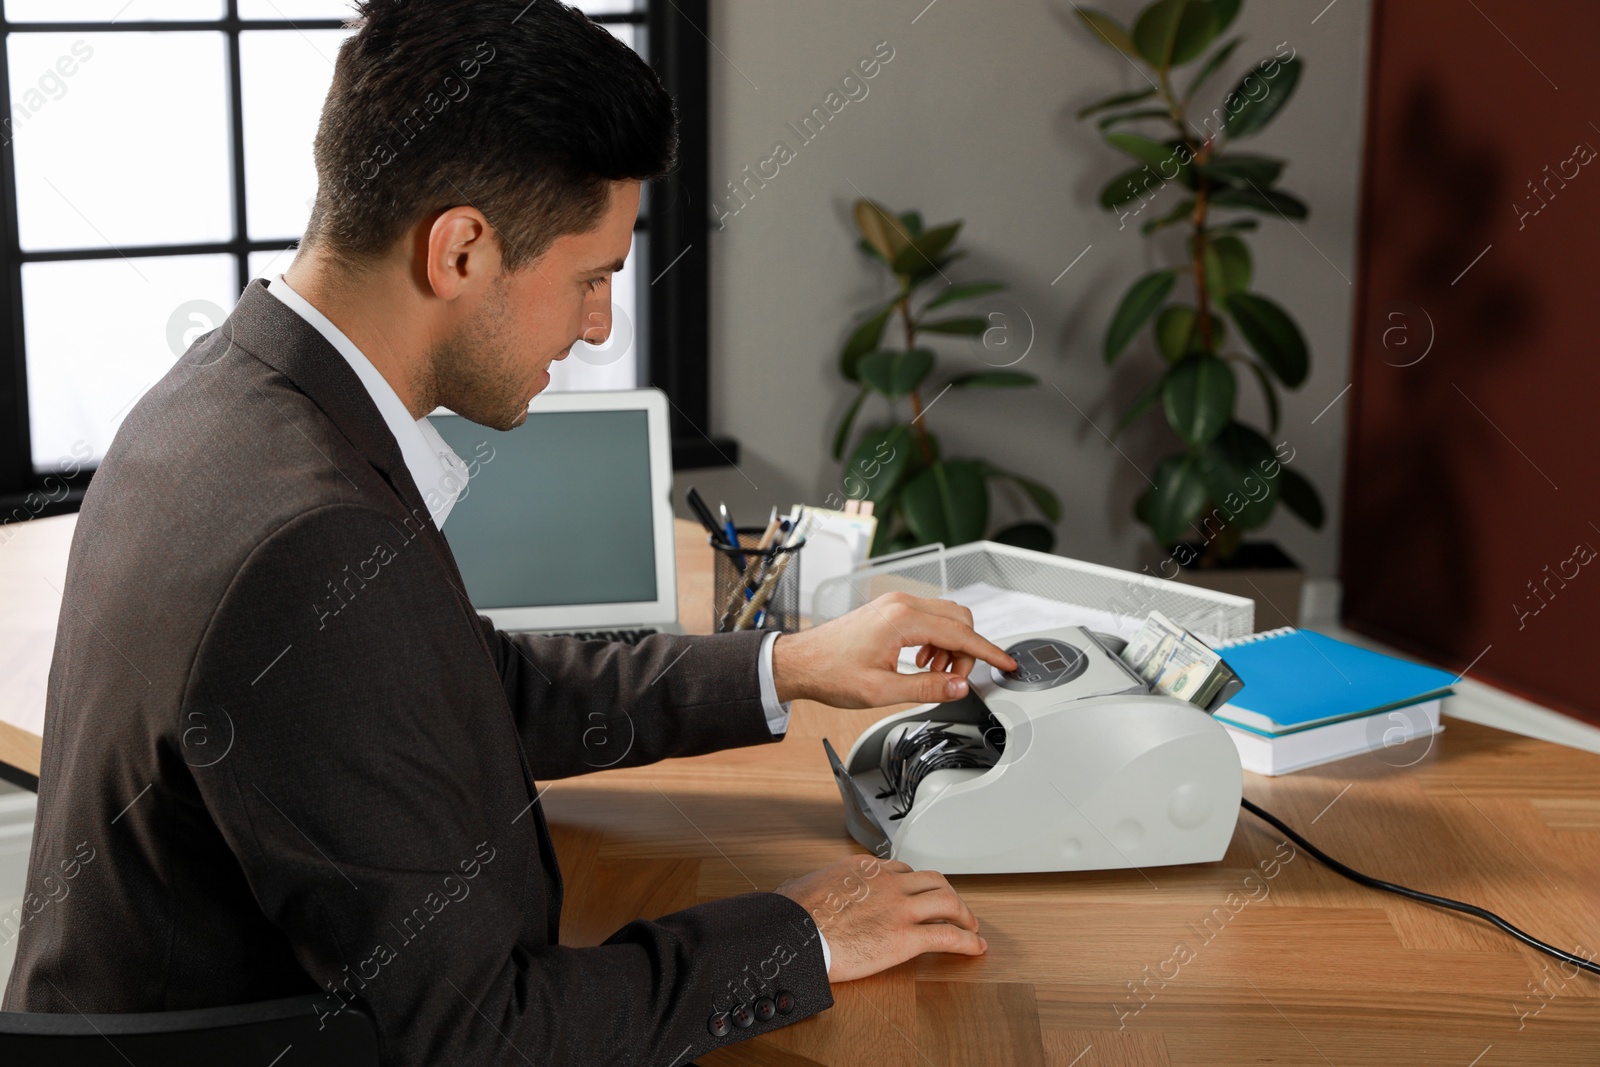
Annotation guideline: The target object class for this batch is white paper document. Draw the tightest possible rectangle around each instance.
[897,581,1145,671]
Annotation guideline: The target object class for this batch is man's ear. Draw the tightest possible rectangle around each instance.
[424,205,499,300]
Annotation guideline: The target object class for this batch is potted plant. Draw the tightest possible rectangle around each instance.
[832,199,1061,556]
[1074,0,1325,627]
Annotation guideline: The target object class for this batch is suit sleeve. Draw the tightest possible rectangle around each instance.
[476,617,785,781]
[184,504,832,1067]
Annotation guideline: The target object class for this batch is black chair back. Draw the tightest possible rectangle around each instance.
[0,993,379,1065]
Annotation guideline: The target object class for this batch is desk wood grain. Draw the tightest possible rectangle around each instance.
[541,521,1600,1065]
[10,519,1599,1061]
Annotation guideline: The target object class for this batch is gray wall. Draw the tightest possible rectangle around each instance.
[674,0,1371,581]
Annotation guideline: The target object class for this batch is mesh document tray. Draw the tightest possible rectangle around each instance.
[811,541,1255,642]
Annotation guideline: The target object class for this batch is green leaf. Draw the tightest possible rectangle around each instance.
[1155,305,1196,362]
[1277,466,1325,529]
[1075,7,1142,59]
[1139,453,1209,547]
[1155,304,1226,359]
[948,370,1037,388]
[1183,34,1242,100]
[892,222,961,276]
[924,281,1005,311]
[983,463,1062,523]
[1163,351,1236,445]
[1208,184,1309,219]
[1099,163,1165,209]
[919,317,987,337]
[1222,292,1308,387]
[1113,375,1166,438]
[844,423,918,506]
[898,210,924,237]
[857,348,936,399]
[913,252,966,286]
[1105,132,1193,183]
[1134,0,1215,68]
[832,386,869,461]
[1104,269,1178,364]
[1207,218,1259,235]
[1243,358,1281,434]
[1170,0,1219,65]
[1077,85,1160,120]
[901,460,989,546]
[1223,57,1304,139]
[992,521,1056,552]
[1140,197,1196,235]
[1098,107,1176,130]
[1202,234,1253,297]
[839,300,897,381]
[1201,154,1286,187]
[1208,0,1241,34]
[857,237,885,263]
[1197,421,1279,530]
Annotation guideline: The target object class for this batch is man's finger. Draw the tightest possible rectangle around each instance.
[912,921,987,957]
[905,886,981,932]
[886,594,976,628]
[895,611,1017,673]
[876,667,976,705]
[893,869,953,895]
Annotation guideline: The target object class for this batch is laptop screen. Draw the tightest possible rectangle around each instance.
[429,409,658,610]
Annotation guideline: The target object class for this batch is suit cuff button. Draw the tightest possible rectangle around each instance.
[774,990,795,1015]
[731,1002,755,1029]
[754,996,776,1021]
[707,1012,732,1038]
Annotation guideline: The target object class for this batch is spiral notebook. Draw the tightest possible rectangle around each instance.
[1212,628,1458,737]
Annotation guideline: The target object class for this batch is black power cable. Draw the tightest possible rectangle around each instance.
[1241,797,1600,978]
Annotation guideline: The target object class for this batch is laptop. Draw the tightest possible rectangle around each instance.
[428,388,683,640]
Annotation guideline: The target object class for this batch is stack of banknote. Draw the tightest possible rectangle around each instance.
[1120,610,1237,708]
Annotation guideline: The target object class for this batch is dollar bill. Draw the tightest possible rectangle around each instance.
[1152,639,1220,699]
[1122,610,1224,702]
[1121,611,1188,682]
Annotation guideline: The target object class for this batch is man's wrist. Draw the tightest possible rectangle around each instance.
[769,631,812,704]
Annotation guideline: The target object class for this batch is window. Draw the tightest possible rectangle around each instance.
[0,0,721,515]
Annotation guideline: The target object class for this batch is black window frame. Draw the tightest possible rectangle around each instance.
[0,0,728,522]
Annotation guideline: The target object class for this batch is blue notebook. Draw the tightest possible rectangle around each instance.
[1212,628,1457,736]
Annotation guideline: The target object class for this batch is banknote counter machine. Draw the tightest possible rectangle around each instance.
[824,626,1246,875]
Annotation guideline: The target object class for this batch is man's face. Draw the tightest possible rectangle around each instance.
[428,179,640,430]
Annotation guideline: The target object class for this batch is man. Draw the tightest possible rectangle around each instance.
[4,1,1017,1062]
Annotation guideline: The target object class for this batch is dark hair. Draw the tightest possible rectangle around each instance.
[305,0,676,271]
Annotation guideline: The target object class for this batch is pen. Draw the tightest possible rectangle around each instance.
[719,502,746,571]
[715,516,796,630]
[746,507,781,610]
[734,511,814,630]
[685,486,727,545]
[755,507,781,553]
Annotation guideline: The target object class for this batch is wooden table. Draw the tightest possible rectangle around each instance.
[543,520,1600,1065]
[8,518,1599,1062]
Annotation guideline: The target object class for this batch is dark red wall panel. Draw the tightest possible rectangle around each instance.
[1344,1,1600,726]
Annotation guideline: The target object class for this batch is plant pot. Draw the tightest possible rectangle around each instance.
[1148,541,1304,632]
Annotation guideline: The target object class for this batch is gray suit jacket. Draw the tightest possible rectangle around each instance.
[3,278,833,1064]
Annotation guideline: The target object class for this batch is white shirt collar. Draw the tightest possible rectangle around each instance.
[264,274,468,527]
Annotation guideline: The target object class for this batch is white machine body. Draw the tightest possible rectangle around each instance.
[828,627,1243,874]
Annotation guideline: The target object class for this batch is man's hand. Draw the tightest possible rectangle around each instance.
[775,855,986,983]
[770,592,1017,707]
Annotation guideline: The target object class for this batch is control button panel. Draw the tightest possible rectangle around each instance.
[993,638,1088,693]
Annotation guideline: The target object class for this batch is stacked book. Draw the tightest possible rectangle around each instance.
[1209,628,1457,775]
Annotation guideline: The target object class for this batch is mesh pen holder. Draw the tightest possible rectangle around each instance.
[712,526,806,634]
